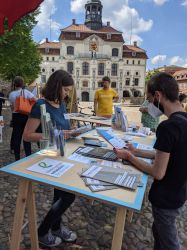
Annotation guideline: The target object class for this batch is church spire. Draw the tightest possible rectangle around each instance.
[85,0,103,30]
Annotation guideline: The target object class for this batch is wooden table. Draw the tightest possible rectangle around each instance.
[0,129,154,250]
[69,114,111,126]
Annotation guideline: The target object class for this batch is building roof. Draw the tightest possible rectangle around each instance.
[159,65,186,70]
[173,69,187,82]
[62,24,92,32]
[173,69,187,77]
[61,24,122,34]
[59,23,124,43]
[38,41,60,55]
[38,42,61,49]
[123,45,148,59]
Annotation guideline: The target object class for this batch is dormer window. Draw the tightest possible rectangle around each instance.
[45,48,49,54]
[132,52,136,57]
[76,32,80,38]
[107,33,111,40]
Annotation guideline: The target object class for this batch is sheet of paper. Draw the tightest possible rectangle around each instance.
[78,146,93,153]
[109,138,126,149]
[88,184,118,192]
[136,143,153,151]
[101,160,123,169]
[83,177,113,186]
[68,153,94,164]
[27,158,74,178]
[64,114,70,120]
[124,132,146,137]
[72,124,92,134]
[81,165,142,190]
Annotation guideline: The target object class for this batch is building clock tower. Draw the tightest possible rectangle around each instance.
[85,0,103,30]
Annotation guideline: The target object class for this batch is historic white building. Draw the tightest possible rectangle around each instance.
[36,0,148,101]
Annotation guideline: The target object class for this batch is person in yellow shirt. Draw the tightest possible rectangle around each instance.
[94,76,119,118]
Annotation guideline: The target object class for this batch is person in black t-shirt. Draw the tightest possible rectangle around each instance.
[114,72,187,250]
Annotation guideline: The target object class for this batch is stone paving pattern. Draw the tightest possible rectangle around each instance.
[0,107,187,250]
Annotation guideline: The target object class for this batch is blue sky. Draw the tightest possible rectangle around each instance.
[32,0,187,70]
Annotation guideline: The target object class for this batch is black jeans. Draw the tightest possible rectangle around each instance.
[0,104,2,116]
[38,189,75,236]
[12,113,31,160]
[152,206,181,250]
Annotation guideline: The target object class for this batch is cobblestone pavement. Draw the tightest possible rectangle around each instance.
[0,107,187,250]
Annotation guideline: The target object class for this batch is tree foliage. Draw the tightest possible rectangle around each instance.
[145,69,160,85]
[0,12,42,84]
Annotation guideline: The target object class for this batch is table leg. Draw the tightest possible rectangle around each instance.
[27,183,39,250]
[9,179,30,250]
[111,207,127,250]
[127,210,134,223]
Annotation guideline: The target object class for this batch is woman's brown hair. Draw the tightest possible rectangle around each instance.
[43,70,74,104]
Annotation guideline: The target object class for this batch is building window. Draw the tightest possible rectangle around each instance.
[134,78,139,86]
[46,57,49,61]
[132,52,136,57]
[82,81,88,87]
[98,63,104,75]
[76,32,80,38]
[127,71,130,76]
[112,48,119,57]
[52,68,55,72]
[111,82,117,88]
[135,72,139,76]
[67,46,74,55]
[52,57,55,61]
[126,78,130,86]
[42,68,45,72]
[67,62,74,74]
[132,60,135,64]
[98,81,103,88]
[126,60,129,64]
[138,60,140,64]
[107,33,111,40]
[45,48,49,54]
[41,75,46,83]
[111,63,118,76]
[82,62,89,75]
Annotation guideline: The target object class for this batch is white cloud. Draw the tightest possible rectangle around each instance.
[150,55,187,67]
[70,0,153,45]
[182,0,187,6]
[36,0,61,35]
[153,0,168,5]
[70,0,86,13]
[151,55,167,64]
[169,56,187,66]
[39,39,46,44]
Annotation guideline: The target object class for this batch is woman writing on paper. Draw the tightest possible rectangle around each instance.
[23,70,79,247]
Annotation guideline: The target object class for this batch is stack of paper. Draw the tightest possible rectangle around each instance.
[80,164,142,192]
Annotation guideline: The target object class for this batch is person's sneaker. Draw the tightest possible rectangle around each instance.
[39,230,62,247]
[52,225,77,242]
